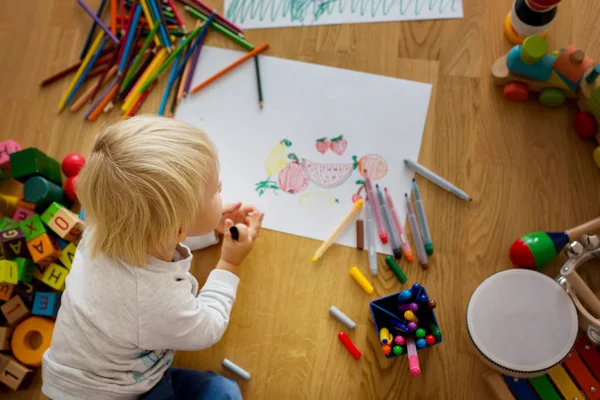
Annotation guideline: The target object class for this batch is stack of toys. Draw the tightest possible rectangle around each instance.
[0,141,85,391]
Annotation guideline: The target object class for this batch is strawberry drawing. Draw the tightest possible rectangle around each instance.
[316,137,330,154]
[329,135,348,155]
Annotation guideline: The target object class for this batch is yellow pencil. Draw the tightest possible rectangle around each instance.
[139,0,161,47]
[121,47,167,111]
[57,31,105,112]
[312,199,364,262]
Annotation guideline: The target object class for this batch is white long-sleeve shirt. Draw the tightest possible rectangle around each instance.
[42,233,239,400]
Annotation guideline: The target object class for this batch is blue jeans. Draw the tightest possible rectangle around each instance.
[141,368,242,400]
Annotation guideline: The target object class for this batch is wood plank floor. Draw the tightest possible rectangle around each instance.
[1,0,599,398]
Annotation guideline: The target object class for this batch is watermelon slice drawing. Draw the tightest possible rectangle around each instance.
[301,157,356,189]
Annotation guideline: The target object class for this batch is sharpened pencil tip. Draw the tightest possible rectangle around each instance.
[468,198,472,201]
[312,257,317,262]
[259,101,263,109]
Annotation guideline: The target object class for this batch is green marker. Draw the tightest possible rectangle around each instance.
[430,324,442,341]
[393,345,403,356]
[385,256,407,284]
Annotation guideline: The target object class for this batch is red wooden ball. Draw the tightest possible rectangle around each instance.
[64,175,78,202]
[62,153,86,177]
[573,111,597,139]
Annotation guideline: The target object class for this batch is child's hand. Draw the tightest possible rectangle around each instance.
[216,202,258,234]
[219,211,264,269]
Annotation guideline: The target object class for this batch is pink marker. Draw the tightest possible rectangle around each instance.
[364,170,388,244]
[394,335,405,346]
[384,188,414,262]
[406,336,421,377]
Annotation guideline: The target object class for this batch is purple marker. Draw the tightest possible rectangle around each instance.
[407,322,418,332]
[398,303,418,312]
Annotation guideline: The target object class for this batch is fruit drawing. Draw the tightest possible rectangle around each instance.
[352,180,366,203]
[278,155,309,194]
[357,154,388,180]
[329,135,348,155]
[302,157,356,188]
[316,137,330,154]
[299,190,339,211]
[255,139,292,195]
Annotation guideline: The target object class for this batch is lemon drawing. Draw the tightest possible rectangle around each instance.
[255,139,292,195]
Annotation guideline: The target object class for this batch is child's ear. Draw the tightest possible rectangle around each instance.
[176,228,187,243]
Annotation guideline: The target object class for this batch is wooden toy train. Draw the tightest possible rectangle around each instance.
[492,35,600,167]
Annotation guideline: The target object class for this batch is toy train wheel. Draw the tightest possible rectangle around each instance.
[539,88,566,108]
[573,112,597,139]
[503,82,530,102]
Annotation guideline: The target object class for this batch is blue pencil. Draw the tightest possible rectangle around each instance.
[79,0,108,60]
[174,13,215,79]
[158,50,181,115]
[119,4,142,73]
[148,0,171,50]
[65,37,109,106]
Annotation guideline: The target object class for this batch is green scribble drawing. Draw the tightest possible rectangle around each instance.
[226,0,460,25]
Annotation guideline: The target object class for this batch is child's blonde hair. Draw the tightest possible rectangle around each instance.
[77,115,218,266]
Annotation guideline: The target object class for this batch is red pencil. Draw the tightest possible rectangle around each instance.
[167,0,185,29]
[40,51,113,86]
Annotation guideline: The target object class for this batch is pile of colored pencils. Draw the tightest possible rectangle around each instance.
[41,0,270,121]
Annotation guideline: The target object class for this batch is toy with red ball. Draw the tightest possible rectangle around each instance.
[509,216,600,269]
[64,176,78,202]
[61,153,86,177]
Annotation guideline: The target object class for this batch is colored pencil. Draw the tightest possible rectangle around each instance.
[191,43,269,94]
[66,37,109,106]
[184,6,253,50]
[177,45,192,101]
[79,0,109,60]
[174,14,213,79]
[127,79,158,118]
[254,55,263,108]
[123,23,161,89]
[77,0,119,43]
[144,29,183,36]
[123,0,139,42]
[148,0,171,50]
[166,0,185,29]
[153,0,172,50]
[84,65,108,82]
[110,0,118,36]
[122,47,166,111]
[170,70,183,114]
[71,66,118,112]
[90,44,121,101]
[139,0,161,47]
[89,83,119,121]
[120,49,156,100]
[190,0,243,36]
[158,49,181,115]
[84,77,119,120]
[139,23,204,92]
[40,53,112,87]
[58,31,106,112]
[182,29,205,96]
[120,0,127,34]
[119,4,142,73]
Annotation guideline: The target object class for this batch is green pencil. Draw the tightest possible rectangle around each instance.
[254,55,263,108]
[122,21,162,90]
[184,6,254,51]
[139,23,204,92]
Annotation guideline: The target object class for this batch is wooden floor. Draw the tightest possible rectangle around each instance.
[2,0,600,399]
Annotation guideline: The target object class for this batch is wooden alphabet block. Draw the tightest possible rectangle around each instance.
[59,242,77,271]
[41,263,69,291]
[40,201,65,225]
[1,296,30,325]
[12,281,37,305]
[14,258,35,283]
[0,356,32,390]
[9,147,62,185]
[23,176,69,212]
[0,217,19,231]
[19,214,46,242]
[47,207,84,242]
[26,233,61,267]
[0,228,28,258]
[0,353,9,372]
[16,199,36,211]
[32,263,44,282]
[11,207,35,223]
[0,283,14,301]
[32,292,59,317]
[55,235,69,250]
[0,140,21,169]
[0,260,19,285]
[0,326,12,351]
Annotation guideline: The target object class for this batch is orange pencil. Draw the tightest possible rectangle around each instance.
[190,43,269,94]
[70,65,118,112]
[88,84,119,121]
[111,0,118,36]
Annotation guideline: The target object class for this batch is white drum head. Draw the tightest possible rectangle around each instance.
[467,269,578,377]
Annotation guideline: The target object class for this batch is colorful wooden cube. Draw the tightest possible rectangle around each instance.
[16,199,36,211]
[12,281,37,305]
[54,235,69,250]
[0,283,14,301]
[23,176,69,212]
[552,46,594,83]
[19,214,46,242]
[0,194,18,213]
[9,147,62,185]
[41,263,69,290]
[0,217,19,231]
[0,353,9,372]
[0,326,11,351]
[14,258,35,283]
[0,356,32,390]
[46,207,84,242]
[32,292,60,317]
[0,260,19,285]
[0,140,22,169]
[1,295,30,325]
[32,263,44,282]
[59,242,77,270]
[0,228,28,258]
[27,233,61,267]
[40,202,65,225]
[11,207,35,223]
